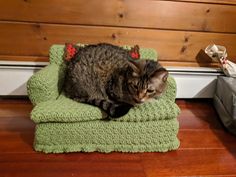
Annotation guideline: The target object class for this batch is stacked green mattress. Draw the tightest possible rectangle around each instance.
[27,44,180,153]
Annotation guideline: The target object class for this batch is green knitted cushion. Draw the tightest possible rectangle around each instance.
[34,119,179,153]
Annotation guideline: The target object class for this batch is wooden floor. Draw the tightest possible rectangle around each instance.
[0,99,236,177]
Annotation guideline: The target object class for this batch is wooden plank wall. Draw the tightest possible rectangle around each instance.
[0,0,236,67]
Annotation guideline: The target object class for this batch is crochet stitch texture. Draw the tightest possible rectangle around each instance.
[27,44,180,153]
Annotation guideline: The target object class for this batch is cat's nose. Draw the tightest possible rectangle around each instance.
[138,92,146,100]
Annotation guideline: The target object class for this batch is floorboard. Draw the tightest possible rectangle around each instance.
[0,98,236,177]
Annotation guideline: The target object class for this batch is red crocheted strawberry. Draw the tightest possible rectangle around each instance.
[129,45,140,60]
[64,43,78,61]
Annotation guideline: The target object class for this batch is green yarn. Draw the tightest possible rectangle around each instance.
[27,44,180,153]
[34,119,179,153]
[27,64,66,105]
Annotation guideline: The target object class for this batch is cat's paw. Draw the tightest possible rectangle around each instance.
[109,104,132,118]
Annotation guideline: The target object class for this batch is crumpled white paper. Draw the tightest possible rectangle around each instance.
[205,44,236,77]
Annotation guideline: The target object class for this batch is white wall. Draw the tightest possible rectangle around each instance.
[0,62,223,98]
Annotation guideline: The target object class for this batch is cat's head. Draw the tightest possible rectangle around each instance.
[125,60,168,105]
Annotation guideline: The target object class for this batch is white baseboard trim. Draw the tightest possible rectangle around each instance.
[0,62,223,98]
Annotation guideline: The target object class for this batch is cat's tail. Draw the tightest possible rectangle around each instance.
[76,98,132,118]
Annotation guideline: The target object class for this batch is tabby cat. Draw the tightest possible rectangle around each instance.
[63,43,168,118]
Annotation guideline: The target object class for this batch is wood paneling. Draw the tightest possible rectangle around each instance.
[0,0,236,33]
[173,0,236,5]
[0,56,221,67]
[0,22,236,66]
[1,99,236,176]
[0,0,236,67]
[0,56,220,67]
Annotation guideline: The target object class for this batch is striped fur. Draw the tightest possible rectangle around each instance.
[64,43,168,118]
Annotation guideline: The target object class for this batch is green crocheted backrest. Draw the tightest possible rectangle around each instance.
[49,44,158,65]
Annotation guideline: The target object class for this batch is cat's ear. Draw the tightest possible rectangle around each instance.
[128,61,141,77]
[129,60,146,70]
[129,60,146,77]
[154,69,169,82]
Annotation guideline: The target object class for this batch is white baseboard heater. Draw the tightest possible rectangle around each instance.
[0,61,223,98]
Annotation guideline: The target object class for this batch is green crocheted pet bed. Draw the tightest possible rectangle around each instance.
[28,44,180,153]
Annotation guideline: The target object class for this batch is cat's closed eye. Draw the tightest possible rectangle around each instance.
[147,89,155,93]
